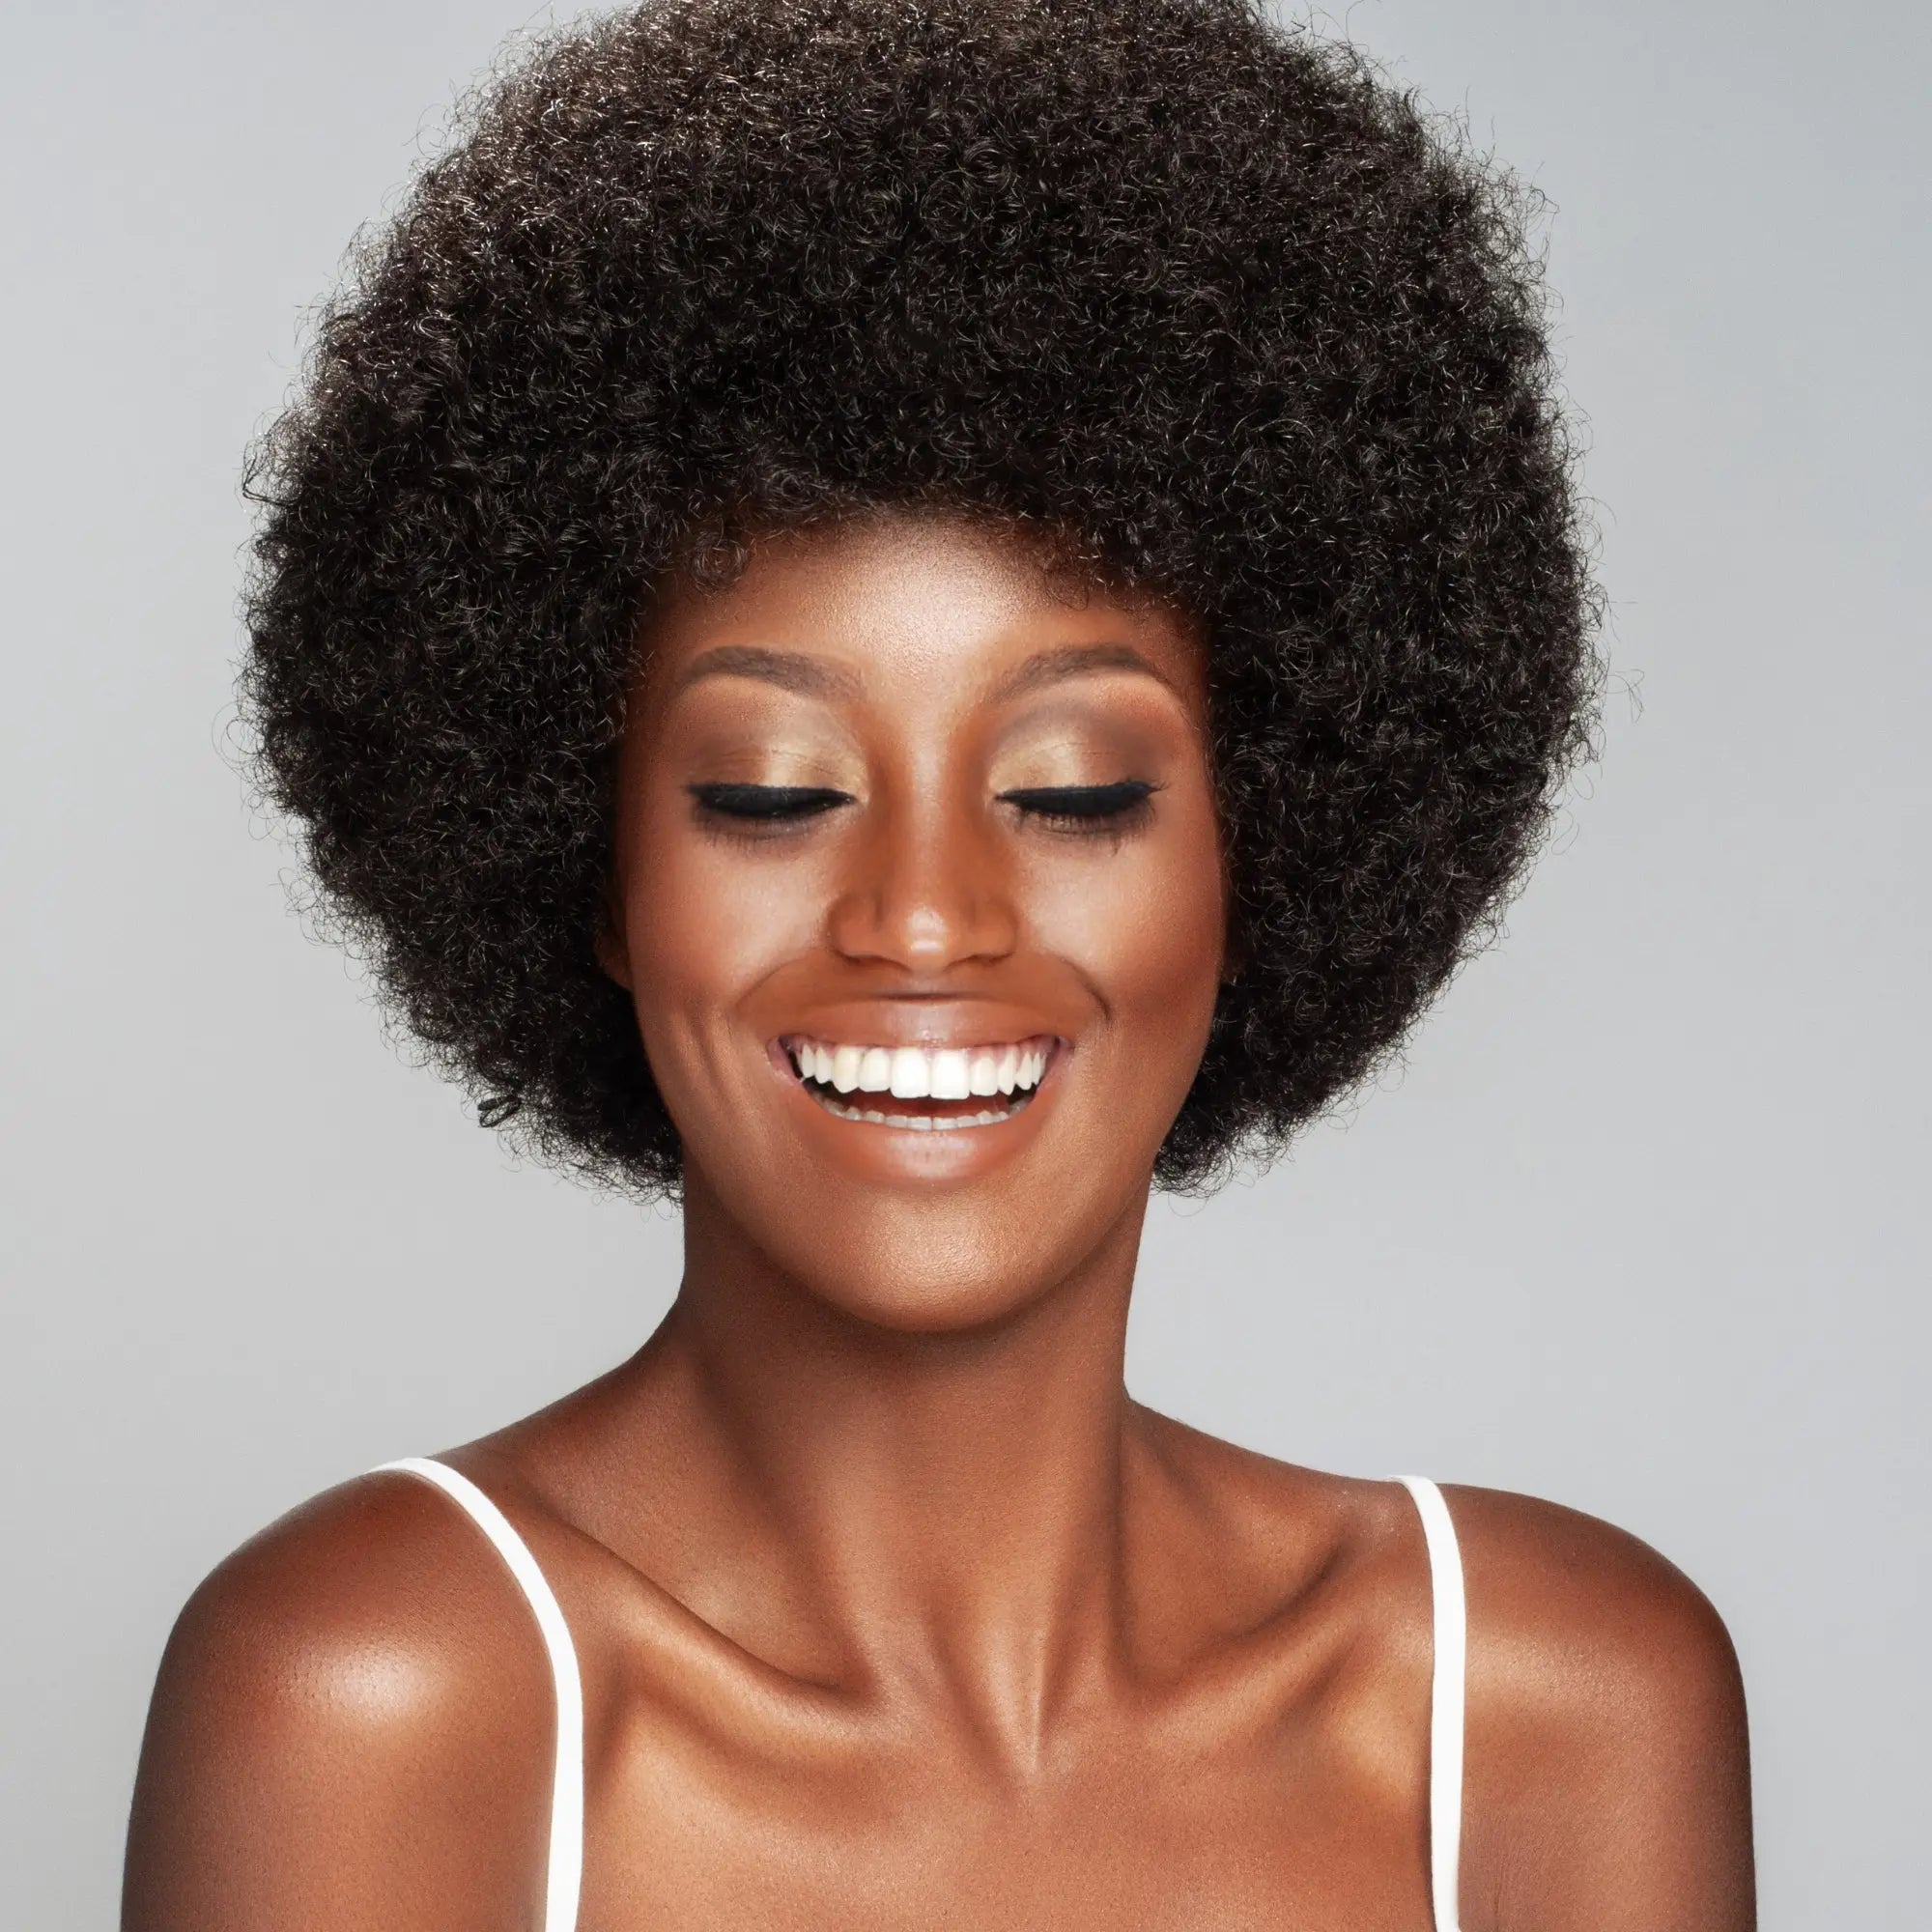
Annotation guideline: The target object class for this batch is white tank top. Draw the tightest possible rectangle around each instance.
[369,1459,1466,1932]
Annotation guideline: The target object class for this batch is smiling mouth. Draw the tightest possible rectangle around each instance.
[776,1035,1063,1131]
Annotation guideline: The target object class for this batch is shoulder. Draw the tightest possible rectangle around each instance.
[1141,1430,1755,1929]
[149,1463,556,1749]
[123,1464,554,1930]
[1438,1482,1756,1929]
[1438,1479,1747,1738]
[1131,1418,1747,1718]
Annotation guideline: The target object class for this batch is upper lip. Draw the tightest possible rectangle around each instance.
[777,1028,1065,1051]
[766,1004,1071,1055]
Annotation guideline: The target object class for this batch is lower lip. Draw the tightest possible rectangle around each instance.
[801,1086,1039,1130]
[763,1039,1067,1171]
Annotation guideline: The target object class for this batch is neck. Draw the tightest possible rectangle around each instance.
[624,1170,1153,1754]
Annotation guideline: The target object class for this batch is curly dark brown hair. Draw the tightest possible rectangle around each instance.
[235,0,1604,1205]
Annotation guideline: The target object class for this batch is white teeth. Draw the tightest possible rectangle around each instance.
[888,1048,931,1098]
[786,1037,1056,1103]
[930,1049,971,1099]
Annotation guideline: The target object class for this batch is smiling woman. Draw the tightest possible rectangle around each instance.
[123,2,1753,1927]
[588,515,1236,1329]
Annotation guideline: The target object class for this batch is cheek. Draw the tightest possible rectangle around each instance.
[1033,804,1228,1060]
[615,795,824,1080]
[1129,868,1225,1047]
[631,840,815,994]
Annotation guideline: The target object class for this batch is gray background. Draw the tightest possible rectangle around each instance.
[3,1,1924,1922]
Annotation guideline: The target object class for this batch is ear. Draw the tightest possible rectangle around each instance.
[593,877,634,992]
[1219,885,1248,987]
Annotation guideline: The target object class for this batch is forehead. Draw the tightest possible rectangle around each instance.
[637,510,1208,714]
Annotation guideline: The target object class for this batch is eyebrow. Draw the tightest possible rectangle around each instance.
[988,641,1178,702]
[669,640,1179,705]
[669,643,864,702]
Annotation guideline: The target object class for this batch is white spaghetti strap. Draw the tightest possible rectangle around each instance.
[370,1456,584,1932]
[1390,1474,1465,1932]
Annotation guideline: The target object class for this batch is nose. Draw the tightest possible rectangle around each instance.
[824,780,1021,975]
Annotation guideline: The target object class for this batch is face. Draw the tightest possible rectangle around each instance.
[597,510,1230,1333]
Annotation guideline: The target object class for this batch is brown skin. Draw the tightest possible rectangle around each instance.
[124,512,1755,1929]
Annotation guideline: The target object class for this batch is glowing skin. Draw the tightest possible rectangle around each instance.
[594,509,1230,1333]
[124,509,1754,1932]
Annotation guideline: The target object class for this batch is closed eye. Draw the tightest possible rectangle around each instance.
[685,779,1162,837]
[998,781,1161,833]
[687,782,851,824]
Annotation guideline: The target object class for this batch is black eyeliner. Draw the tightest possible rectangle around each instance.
[686,781,850,821]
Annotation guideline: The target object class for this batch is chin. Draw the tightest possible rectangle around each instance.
[810,1265,1052,1338]
[764,1189,1128,1339]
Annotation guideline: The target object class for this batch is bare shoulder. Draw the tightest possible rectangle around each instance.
[1438,1480,1747,1745]
[1130,1420,1755,1930]
[123,1467,553,1932]
[1439,1482,1757,1931]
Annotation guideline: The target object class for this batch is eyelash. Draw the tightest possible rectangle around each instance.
[686,781,1161,837]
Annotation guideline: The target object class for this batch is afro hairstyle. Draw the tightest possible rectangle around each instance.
[235,0,1605,1204]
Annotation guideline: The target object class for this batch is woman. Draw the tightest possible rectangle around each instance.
[124,0,1754,1924]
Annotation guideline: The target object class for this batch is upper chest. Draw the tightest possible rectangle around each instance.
[570,1660,1441,1932]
